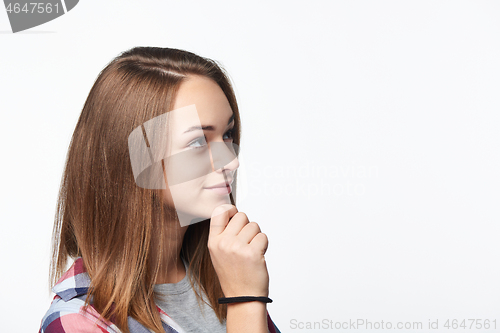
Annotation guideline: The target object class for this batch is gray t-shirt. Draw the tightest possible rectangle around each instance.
[154,259,226,333]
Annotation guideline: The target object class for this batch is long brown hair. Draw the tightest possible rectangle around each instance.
[50,46,241,332]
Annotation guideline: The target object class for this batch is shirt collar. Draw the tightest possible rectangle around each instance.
[52,257,91,301]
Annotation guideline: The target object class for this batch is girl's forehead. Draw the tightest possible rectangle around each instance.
[172,76,232,120]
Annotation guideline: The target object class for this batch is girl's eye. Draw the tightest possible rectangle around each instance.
[223,128,234,141]
[188,136,207,149]
[188,129,233,149]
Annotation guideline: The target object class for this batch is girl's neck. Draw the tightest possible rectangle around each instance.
[153,217,189,284]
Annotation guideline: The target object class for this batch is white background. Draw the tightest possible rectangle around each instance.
[1,1,499,332]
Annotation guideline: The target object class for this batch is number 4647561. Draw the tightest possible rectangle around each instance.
[6,3,60,14]
[444,319,497,330]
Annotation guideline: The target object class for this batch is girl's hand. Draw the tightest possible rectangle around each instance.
[208,204,269,298]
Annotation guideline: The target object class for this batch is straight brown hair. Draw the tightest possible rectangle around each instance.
[50,46,241,333]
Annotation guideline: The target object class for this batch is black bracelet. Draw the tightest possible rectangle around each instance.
[218,296,273,304]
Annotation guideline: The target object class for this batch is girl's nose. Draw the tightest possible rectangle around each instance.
[209,142,239,172]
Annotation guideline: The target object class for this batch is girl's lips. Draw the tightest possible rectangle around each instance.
[205,184,231,195]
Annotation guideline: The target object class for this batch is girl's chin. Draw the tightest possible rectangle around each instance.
[169,194,231,221]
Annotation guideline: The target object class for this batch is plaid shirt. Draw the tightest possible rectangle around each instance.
[39,258,280,333]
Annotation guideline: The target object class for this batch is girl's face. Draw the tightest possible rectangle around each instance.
[161,75,239,226]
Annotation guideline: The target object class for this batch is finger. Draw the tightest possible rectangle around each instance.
[209,204,238,236]
[237,222,261,244]
[223,212,250,236]
[249,232,268,255]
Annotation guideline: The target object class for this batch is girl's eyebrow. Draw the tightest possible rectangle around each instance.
[183,113,235,134]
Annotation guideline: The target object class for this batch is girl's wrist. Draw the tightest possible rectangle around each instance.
[226,301,268,333]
